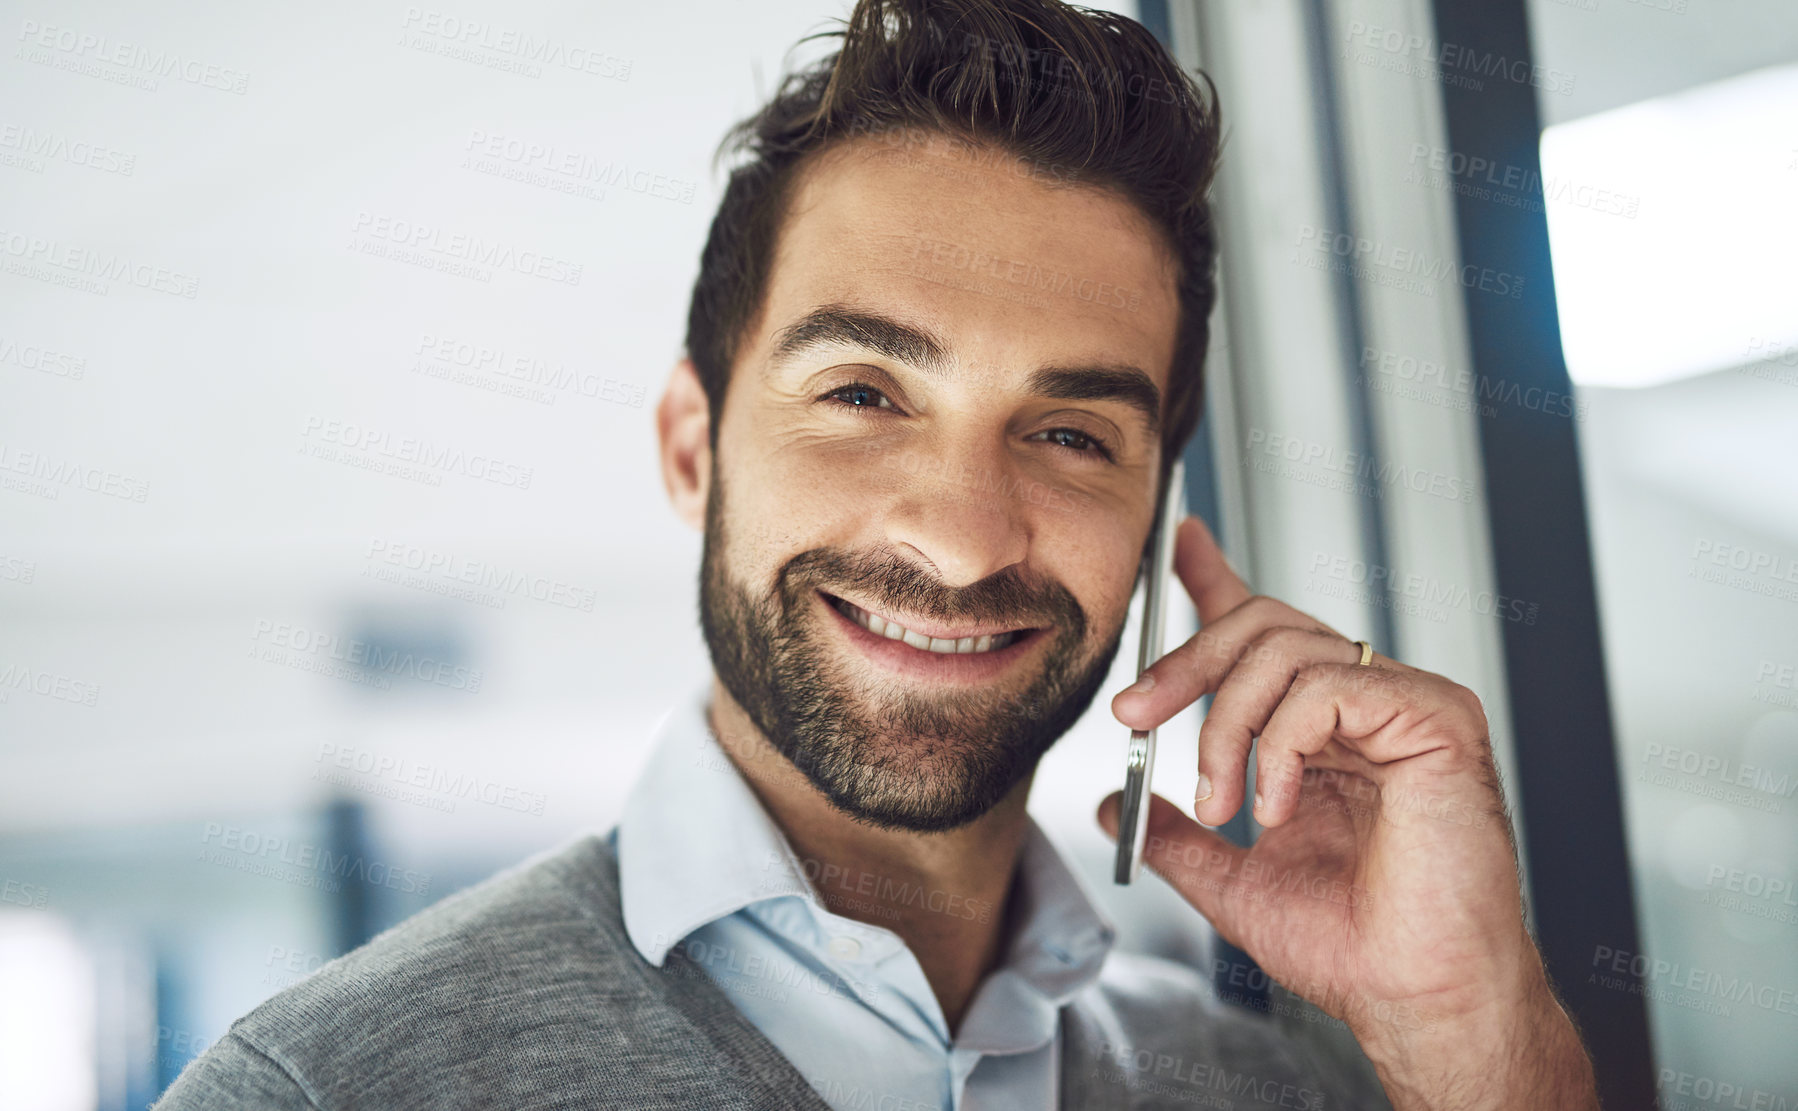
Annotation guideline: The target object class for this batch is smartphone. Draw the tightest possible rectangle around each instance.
[1114,459,1185,885]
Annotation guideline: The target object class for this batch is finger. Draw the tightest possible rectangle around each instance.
[1173,516,1250,626]
[1097,790,1124,835]
[1100,792,1253,943]
[1254,663,1461,827]
[1193,627,1362,826]
[1112,599,1346,732]
[1253,720,1336,828]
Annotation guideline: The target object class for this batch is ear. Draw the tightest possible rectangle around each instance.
[657,358,712,530]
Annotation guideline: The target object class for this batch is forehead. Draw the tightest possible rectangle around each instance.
[753,134,1181,391]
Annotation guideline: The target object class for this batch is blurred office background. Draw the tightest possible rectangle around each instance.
[1,0,1793,1107]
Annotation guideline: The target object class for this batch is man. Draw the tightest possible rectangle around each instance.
[158,0,1599,1107]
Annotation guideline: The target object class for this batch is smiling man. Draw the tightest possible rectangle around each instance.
[157,1,1599,1109]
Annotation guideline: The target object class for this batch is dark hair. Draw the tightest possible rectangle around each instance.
[684,0,1222,485]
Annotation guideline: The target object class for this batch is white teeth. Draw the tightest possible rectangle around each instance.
[834,597,1019,655]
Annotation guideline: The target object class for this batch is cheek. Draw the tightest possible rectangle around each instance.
[1039,529,1148,640]
[715,437,887,576]
[1092,577,1145,642]
[746,430,920,530]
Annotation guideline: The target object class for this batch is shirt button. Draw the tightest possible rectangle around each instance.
[828,935,863,960]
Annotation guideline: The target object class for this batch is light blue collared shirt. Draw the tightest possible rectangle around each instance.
[616,681,1118,1111]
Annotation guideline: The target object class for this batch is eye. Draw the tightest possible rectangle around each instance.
[819,384,1114,461]
[1030,427,1115,462]
[822,383,899,412]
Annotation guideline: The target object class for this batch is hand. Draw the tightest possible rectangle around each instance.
[1097,516,1597,1109]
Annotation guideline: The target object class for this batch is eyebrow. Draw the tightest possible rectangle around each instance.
[770,305,951,375]
[1025,366,1162,435]
[768,304,1162,433]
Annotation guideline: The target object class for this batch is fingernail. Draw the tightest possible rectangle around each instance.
[1253,792,1264,815]
[1124,673,1155,695]
[1194,773,1213,804]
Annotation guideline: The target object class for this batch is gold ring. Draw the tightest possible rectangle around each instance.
[1352,640,1373,666]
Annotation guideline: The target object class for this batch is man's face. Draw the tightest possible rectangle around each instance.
[699,131,1181,832]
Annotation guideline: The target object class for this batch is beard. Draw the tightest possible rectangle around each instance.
[698,463,1126,833]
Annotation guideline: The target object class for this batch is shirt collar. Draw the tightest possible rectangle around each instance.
[617,679,810,965]
[616,677,1117,1015]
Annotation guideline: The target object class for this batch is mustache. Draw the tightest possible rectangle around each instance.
[779,546,1084,634]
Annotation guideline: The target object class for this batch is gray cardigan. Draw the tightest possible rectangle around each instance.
[154,833,1358,1109]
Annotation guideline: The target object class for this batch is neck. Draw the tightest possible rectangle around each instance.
[707,676,1032,1033]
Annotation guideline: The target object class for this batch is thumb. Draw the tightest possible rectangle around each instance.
[1099,792,1253,940]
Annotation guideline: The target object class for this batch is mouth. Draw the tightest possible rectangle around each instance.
[822,591,1036,652]
[818,590,1047,679]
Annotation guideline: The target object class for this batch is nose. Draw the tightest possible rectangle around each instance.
[882,457,1031,588]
